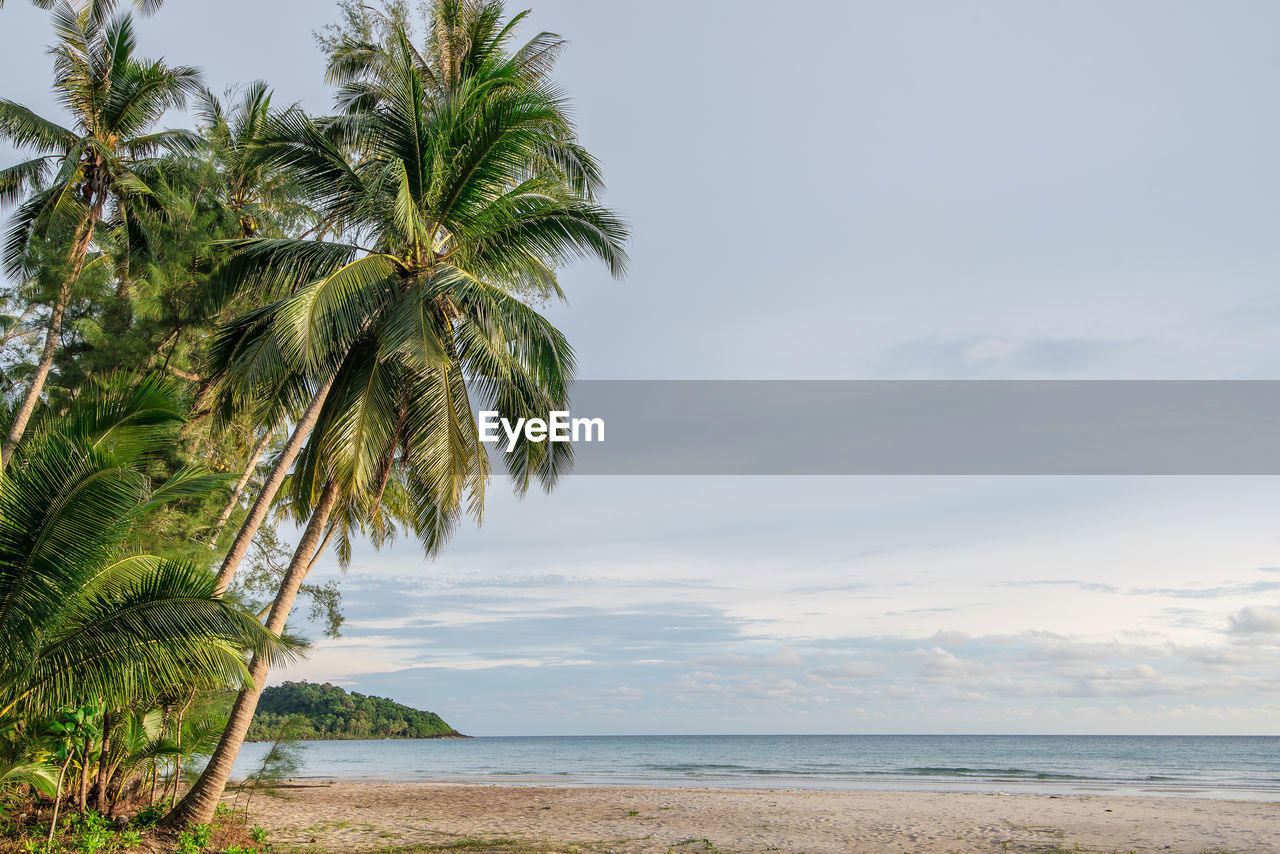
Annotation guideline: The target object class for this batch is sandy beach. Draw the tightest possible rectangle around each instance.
[244,781,1279,854]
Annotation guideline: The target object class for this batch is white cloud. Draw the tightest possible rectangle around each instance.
[1227,606,1280,635]
[695,646,804,668]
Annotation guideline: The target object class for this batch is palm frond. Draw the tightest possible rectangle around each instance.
[0,99,77,154]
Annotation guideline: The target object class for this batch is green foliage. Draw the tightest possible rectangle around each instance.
[0,757,58,798]
[114,829,141,850]
[246,681,460,741]
[65,810,111,853]
[174,823,211,854]
[0,376,286,716]
[129,804,164,828]
[42,706,101,767]
[15,807,145,854]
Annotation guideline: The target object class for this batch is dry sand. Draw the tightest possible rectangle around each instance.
[245,780,1279,854]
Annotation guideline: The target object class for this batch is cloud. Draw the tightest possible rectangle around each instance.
[1227,606,1280,635]
[808,661,887,679]
[694,646,804,668]
[1009,578,1280,599]
[269,476,1280,735]
[907,646,974,679]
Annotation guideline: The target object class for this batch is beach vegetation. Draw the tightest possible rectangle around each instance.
[0,0,625,848]
[231,714,305,820]
[172,823,210,854]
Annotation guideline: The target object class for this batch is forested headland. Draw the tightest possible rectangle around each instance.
[247,682,463,741]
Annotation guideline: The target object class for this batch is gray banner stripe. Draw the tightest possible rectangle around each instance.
[481,381,1280,475]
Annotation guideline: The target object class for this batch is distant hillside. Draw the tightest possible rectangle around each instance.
[247,681,465,741]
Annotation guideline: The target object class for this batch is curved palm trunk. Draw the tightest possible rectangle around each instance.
[207,428,275,549]
[47,753,74,845]
[165,478,341,828]
[0,214,98,469]
[214,375,335,594]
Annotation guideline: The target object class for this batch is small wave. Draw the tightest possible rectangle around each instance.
[898,767,1088,780]
[642,763,755,773]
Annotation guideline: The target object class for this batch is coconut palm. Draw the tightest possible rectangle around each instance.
[187,82,315,547]
[0,373,285,722]
[202,6,625,596]
[165,2,627,826]
[0,2,201,467]
[1,0,164,13]
[194,81,315,242]
[0,715,58,801]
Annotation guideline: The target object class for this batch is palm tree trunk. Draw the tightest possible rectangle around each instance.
[0,214,97,469]
[77,736,91,811]
[165,478,341,828]
[93,710,112,814]
[213,375,335,595]
[307,524,336,572]
[207,428,275,549]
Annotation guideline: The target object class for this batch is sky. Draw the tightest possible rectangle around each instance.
[3,0,1280,734]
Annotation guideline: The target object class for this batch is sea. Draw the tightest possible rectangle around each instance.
[230,734,1280,801]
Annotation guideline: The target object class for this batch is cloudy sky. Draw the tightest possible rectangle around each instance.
[4,0,1280,734]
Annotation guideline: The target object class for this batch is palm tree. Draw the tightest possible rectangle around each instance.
[194,81,314,243]
[0,2,201,468]
[192,81,321,548]
[1,0,164,13]
[201,2,624,596]
[165,1,627,826]
[0,373,286,722]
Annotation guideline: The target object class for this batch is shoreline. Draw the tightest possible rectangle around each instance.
[244,780,1280,853]
[243,733,471,743]
[254,772,1280,803]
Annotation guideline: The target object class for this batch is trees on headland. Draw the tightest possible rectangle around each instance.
[0,0,625,845]
[248,681,461,741]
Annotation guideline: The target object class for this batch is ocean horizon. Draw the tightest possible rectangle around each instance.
[230,733,1280,802]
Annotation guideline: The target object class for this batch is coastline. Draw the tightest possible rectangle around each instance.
[243,733,471,743]
[244,780,1280,854]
